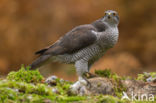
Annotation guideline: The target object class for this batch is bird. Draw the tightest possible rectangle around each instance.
[30,10,119,89]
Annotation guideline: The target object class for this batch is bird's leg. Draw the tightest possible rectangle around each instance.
[84,64,97,79]
[78,76,88,86]
[81,73,91,87]
[75,60,90,85]
[70,60,90,94]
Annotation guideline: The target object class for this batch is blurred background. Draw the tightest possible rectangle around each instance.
[0,0,155,81]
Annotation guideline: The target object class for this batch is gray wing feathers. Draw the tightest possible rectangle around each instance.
[30,24,98,69]
[38,25,97,55]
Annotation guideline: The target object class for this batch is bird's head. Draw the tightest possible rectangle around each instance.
[102,10,119,26]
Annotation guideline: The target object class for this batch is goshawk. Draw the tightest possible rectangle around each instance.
[30,10,119,87]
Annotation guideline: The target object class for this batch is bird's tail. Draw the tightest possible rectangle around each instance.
[29,55,51,70]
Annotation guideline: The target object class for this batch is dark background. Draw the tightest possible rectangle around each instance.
[0,0,155,81]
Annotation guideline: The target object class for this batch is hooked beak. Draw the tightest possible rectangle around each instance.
[108,13,111,19]
[108,13,111,15]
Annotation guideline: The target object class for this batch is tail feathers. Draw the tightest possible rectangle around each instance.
[35,48,48,55]
[29,55,51,70]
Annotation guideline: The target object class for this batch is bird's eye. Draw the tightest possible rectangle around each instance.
[112,13,116,16]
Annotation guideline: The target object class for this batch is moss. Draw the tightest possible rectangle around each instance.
[7,65,43,83]
[137,72,156,82]
[113,77,127,98]
[94,69,126,80]
[0,87,18,102]
[137,74,146,81]
[97,95,128,103]
[0,66,88,103]
[95,69,112,78]
[97,95,155,103]
[0,66,155,103]
[94,69,127,97]
[0,79,86,103]
[111,75,127,98]
[0,80,52,96]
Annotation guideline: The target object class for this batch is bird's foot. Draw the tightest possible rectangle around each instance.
[82,74,91,88]
[83,72,98,79]
[82,72,98,87]
[69,77,90,95]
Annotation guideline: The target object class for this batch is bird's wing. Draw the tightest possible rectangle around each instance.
[35,24,98,56]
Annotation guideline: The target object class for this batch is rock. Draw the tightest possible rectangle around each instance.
[69,77,114,95]
[69,77,156,96]
[52,88,59,94]
[43,99,52,103]
[122,79,156,96]
[45,75,58,86]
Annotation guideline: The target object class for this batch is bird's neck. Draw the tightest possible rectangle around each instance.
[92,19,119,32]
[104,22,118,28]
[97,24,119,49]
[92,20,107,32]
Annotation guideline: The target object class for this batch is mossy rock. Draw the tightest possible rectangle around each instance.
[0,66,155,103]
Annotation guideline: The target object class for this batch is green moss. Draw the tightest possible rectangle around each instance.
[137,72,156,82]
[0,79,86,103]
[95,69,112,78]
[94,69,126,80]
[53,78,72,95]
[0,66,155,103]
[0,87,18,102]
[113,77,127,98]
[0,80,52,96]
[94,69,127,97]
[112,75,127,98]
[137,74,146,81]
[97,95,128,103]
[7,65,43,83]
[0,65,88,102]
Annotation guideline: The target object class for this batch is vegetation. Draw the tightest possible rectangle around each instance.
[95,69,127,98]
[137,72,156,82]
[0,66,155,103]
[7,65,43,83]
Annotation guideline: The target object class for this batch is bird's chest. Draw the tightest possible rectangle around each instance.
[98,28,119,49]
[78,44,106,65]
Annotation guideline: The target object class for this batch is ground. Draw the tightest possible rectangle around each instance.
[0,65,155,103]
